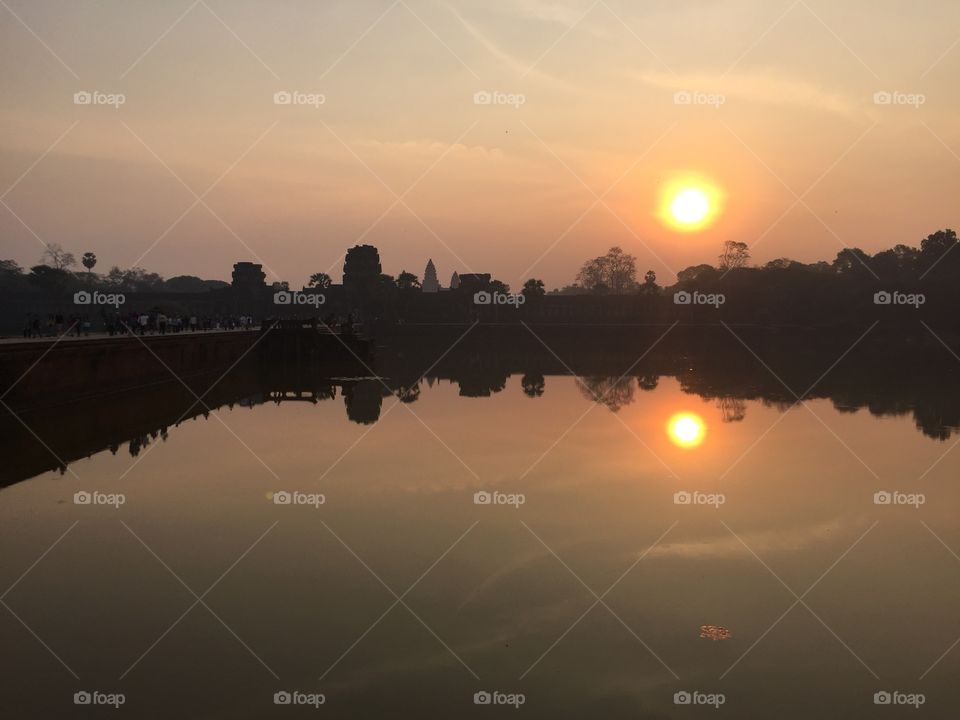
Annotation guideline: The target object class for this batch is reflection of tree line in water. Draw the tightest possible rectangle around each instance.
[254,357,960,441]
[5,327,960,487]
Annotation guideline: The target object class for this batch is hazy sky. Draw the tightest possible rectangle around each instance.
[1,0,958,288]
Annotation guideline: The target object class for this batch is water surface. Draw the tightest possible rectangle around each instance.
[2,371,959,718]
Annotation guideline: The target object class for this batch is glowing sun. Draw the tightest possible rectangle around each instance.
[667,412,706,448]
[659,176,723,232]
[671,188,710,225]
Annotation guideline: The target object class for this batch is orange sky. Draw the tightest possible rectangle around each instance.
[1,0,958,289]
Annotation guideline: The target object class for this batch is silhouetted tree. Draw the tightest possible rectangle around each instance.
[522,278,545,298]
[521,372,545,397]
[397,383,421,403]
[605,246,637,292]
[397,270,420,290]
[764,258,803,271]
[575,376,635,412]
[920,228,957,256]
[576,246,637,294]
[28,264,71,292]
[718,241,749,270]
[106,266,164,290]
[308,272,332,288]
[490,279,510,294]
[81,252,97,280]
[676,264,718,284]
[638,374,659,391]
[641,269,658,295]
[41,243,76,271]
[343,380,383,424]
[718,397,746,423]
[0,259,24,288]
[832,248,873,275]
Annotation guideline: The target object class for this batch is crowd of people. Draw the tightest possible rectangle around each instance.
[21,311,258,338]
[104,312,257,336]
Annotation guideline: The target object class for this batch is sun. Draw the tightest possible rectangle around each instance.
[667,412,706,448]
[671,188,710,225]
[659,175,723,232]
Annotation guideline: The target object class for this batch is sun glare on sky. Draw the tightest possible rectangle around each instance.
[660,176,724,233]
[667,412,706,448]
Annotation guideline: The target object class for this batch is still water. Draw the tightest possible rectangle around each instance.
[2,372,959,718]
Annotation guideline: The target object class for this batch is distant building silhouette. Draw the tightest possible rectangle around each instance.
[457,273,491,295]
[422,259,440,293]
[343,245,381,296]
[450,271,460,289]
[231,262,267,314]
[232,262,265,289]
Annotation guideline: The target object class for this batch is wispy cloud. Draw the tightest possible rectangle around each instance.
[637,69,863,118]
[442,2,590,95]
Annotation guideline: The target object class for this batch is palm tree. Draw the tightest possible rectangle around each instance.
[82,252,97,282]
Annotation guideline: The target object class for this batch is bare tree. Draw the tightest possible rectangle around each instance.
[718,241,750,270]
[575,246,637,294]
[41,243,76,271]
[605,246,637,293]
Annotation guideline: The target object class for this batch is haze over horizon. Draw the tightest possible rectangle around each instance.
[2,0,959,289]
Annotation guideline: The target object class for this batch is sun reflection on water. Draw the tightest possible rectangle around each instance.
[667,412,706,448]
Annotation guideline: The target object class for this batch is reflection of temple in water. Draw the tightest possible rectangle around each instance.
[5,326,960,488]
